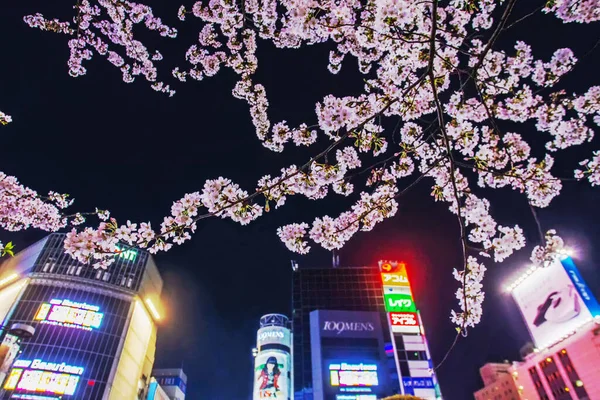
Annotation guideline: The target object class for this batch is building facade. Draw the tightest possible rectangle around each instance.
[510,322,600,400]
[474,363,520,400]
[253,314,292,400]
[474,254,600,400]
[292,262,442,399]
[151,369,187,400]
[292,265,394,399]
[309,310,392,400]
[0,234,163,400]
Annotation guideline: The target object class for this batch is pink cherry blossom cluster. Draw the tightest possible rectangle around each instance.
[530,229,566,268]
[451,256,486,329]
[543,0,600,23]
[0,172,110,247]
[21,1,600,328]
[0,111,11,125]
[25,0,177,94]
[575,151,600,186]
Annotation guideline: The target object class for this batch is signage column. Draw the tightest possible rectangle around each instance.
[378,260,442,399]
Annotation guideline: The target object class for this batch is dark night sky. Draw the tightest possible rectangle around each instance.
[1,1,599,399]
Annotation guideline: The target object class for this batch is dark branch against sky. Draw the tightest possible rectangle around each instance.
[1,1,600,399]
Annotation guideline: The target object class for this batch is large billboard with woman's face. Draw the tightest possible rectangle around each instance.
[511,258,600,348]
[253,351,290,400]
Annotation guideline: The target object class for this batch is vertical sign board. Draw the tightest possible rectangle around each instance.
[511,257,600,348]
[379,260,442,399]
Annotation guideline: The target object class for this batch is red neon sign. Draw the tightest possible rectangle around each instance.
[389,312,419,327]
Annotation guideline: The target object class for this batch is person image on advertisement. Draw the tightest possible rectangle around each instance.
[258,356,281,398]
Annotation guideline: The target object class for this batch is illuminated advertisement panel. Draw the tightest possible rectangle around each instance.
[329,363,379,387]
[383,293,416,313]
[34,299,103,331]
[381,273,410,287]
[253,351,290,400]
[257,326,291,348]
[511,258,599,348]
[389,312,420,334]
[3,359,83,396]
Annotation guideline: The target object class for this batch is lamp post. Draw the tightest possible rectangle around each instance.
[0,323,35,396]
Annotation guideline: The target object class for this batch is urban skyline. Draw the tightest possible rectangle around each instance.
[2,0,600,399]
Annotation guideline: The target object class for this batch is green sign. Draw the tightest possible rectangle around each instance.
[384,293,416,313]
[114,245,137,262]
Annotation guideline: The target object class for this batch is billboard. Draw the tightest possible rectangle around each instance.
[317,310,382,339]
[0,334,20,385]
[257,326,291,348]
[511,258,600,348]
[34,298,104,331]
[3,359,83,396]
[389,312,420,334]
[329,362,379,387]
[383,293,416,313]
[253,351,290,400]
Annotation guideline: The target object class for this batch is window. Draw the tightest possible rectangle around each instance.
[557,349,589,399]
[539,357,572,400]
[529,366,550,400]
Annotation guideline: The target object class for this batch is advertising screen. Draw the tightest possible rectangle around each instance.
[34,299,103,331]
[253,351,290,400]
[383,293,416,313]
[329,363,379,387]
[381,273,410,287]
[512,258,598,347]
[257,326,291,348]
[3,359,83,396]
[389,312,420,333]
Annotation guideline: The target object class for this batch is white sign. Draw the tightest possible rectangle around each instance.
[323,321,375,335]
[256,326,291,348]
[512,259,594,348]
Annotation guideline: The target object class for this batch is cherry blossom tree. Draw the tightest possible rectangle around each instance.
[2,0,599,334]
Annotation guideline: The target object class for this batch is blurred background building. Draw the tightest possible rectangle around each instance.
[150,368,187,400]
[0,233,164,399]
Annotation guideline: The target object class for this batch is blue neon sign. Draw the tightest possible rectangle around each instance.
[561,257,600,318]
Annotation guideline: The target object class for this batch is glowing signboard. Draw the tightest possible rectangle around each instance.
[34,299,103,331]
[381,273,410,287]
[3,359,83,396]
[389,312,420,334]
[383,293,416,313]
[115,245,137,261]
[329,363,379,387]
[511,258,599,348]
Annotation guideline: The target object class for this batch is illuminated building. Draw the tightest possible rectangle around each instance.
[493,255,600,399]
[146,377,171,400]
[0,233,164,400]
[151,368,187,400]
[378,261,442,399]
[252,314,292,400]
[292,265,395,399]
[309,309,393,400]
[473,363,520,400]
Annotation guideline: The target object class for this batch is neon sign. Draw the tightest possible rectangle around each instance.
[3,359,84,396]
[34,299,103,331]
[389,312,418,327]
[383,293,416,313]
[329,363,378,387]
[115,245,137,261]
[381,273,410,287]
